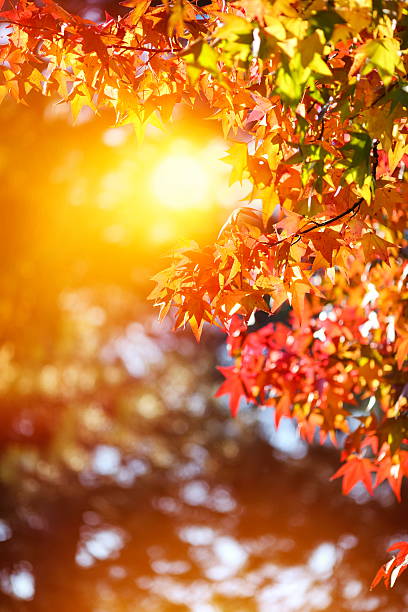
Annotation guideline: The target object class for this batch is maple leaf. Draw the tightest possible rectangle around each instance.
[215,366,246,417]
[396,335,408,370]
[361,38,403,87]
[361,233,395,264]
[254,277,287,313]
[375,453,403,502]
[234,0,271,25]
[222,143,248,185]
[189,314,205,342]
[371,541,408,590]
[330,456,377,495]
[307,229,342,267]
[247,155,272,186]
[287,279,311,326]
[274,208,303,237]
[271,392,291,428]
[121,0,151,26]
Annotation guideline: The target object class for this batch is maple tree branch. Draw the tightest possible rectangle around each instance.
[318,117,325,140]
[269,136,378,247]
[1,19,181,53]
[372,138,379,181]
[348,81,399,121]
[297,198,363,235]
[266,198,363,249]
[0,19,64,35]
[107,43,181,53]
[301,0,318,14]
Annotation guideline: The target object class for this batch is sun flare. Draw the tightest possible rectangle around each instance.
[150,142,211,210]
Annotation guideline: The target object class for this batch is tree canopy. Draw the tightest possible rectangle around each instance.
[1,0,408,590]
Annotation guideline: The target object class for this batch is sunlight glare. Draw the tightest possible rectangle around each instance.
[150,142,211,210]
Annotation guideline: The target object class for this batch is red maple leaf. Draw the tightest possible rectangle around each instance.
[215,366,247,417]
[330,455,377,495]
[375,454,403,502]
[371,541,408,589]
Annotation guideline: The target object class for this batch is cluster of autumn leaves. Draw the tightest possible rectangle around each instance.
[1,0,408,589]
[216,258,408,498]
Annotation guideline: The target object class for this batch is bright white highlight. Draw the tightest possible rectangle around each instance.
[151,143,211,210]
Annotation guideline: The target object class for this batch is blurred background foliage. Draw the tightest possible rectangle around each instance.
[0,1,408,610]
[0,84,238,447]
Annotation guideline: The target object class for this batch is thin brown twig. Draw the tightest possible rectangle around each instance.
[1,19,182,53]
[1,19,64,34]
[107,43,180,53]
[267,197,363,248]
[348,81,399,121]
[265,134,380,248]
[298,198,363,235]
[371,138,379,181]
